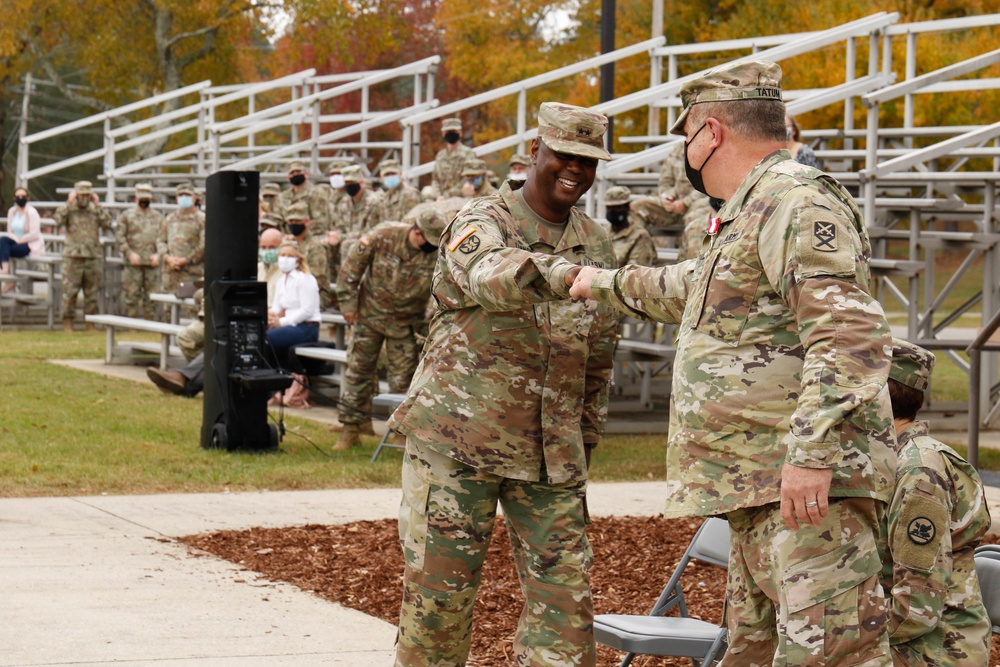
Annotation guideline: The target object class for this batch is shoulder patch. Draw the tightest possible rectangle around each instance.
[458,235,481,254]
[448,225,477,252]
[892,491,947,573]
[812,221,837,252]
[356,234,370,254]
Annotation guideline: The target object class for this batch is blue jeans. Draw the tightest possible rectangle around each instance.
[0,237,30,264]
[266,321,319,369]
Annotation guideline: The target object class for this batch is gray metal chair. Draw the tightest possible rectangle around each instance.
[594,517,730,667]
[974,551,1000,634]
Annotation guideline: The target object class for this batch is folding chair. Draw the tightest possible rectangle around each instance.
[975,552,1000,634]
[595,517,730,667]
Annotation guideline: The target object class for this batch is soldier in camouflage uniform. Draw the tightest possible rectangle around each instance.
[571,61,896,666]
[284,203,333,310]
[507,152,531,183]
[658,139,713,260]
[115,183,164,320]
[157,183,205,297]
[881,339,991,667]
[377,159,421,223]
[333,205,447,451]
[604,186,657,267]
[459,157,498,198]
[388,102,619,667]
[431,117,475,198]
[260,182,281,210]
[335,165,383,260]
[274,160,332,236]
[54,180,113,331]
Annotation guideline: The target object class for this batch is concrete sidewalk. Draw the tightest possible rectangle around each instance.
[0,483,670,667]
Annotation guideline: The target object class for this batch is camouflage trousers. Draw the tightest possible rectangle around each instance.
[177,319,205,362]
[121,265,160,320]
[722,498,891,667]
[62,257,103,319]
[396,437,595,667]
[161,266,201,294]
[339,321,419,425]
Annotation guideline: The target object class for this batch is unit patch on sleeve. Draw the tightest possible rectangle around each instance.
[812,221,837,252]
[447,224,477,252]
[458,235,480,254]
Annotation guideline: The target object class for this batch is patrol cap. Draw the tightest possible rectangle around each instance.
[175,182,195,196]
[461,158,488,177]
[342,165,363,183]
[260,182,281,197]
[75,181,93,194]
[259,213,284,229]
[509,153,531,167]
[325,159,351,176]
[380,159,401,176]
[603,185,632,206]
[286,160,307,174]
[284,202,309,221]
[889,338,935,393]
[405,203,447,247]
[441,118,462,132]
[670,60,784,136]
[536,102,611,161]
[134,183,153,197]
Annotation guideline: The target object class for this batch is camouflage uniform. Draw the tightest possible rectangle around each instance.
[461,157,498,197]
[432,143,475,198]
[116,196,164,320]
[587,62,896,666]
[610,222,657,267]
[285,202,333,310]
[378,183,422,223]
[336,181,383,259]
[157,186,205,295]
[53,183,113,321]
[274,170,332,235]
[389,161,619,666]
[658,140,712,260]
[335,219,439,425]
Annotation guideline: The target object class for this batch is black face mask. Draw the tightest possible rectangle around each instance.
[289,174,307,186]
[607,208,630,231]
[444,131,461,145]
[14,197,28,208]
[683,123,717,197]
[345,183,361,197]
[419,241,438,254]
[138,199,151,209]
[287,223,306,237]
[709,197,725,212]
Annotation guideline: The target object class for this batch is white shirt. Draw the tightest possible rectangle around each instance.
[271,269,321,327]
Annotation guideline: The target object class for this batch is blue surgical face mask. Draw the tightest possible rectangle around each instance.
[259,248,278,265]
[383,175,401,190]
[177,195,194,209]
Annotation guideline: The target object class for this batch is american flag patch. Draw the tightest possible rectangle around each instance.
[448,225,477,252]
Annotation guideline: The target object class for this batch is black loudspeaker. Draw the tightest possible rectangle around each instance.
[200,171,290,451]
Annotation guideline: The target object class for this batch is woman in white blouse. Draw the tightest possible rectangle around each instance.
[2,187,45,293]
[267,240,321,368]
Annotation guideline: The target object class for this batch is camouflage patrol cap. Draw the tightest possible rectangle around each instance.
[405,203,447,247]
[260,213,284,229]
[604,185,632,206]
[134,183,153,197]
[509,153,531,167]
[284,202,310,221]
[286,160,307,174]
[670,60,784,135]
[537,102,611,161]
[461,157,488,177]
[341,165,363,183]
[75,181,93,194]
[260,182,281,197]
[175,182,195,196]
[325,159,351,176]
[379,159,401,176]
[441,118,462,132]
[889,338,935,393]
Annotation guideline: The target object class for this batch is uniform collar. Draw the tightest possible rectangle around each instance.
[499,181,586,253]
[715,149,792,223]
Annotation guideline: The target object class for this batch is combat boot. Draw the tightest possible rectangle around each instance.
[359,421,376,436]
[333,424,361,452]
[62,317,74,333]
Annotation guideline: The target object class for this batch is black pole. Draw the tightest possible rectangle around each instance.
[600,0,616,151]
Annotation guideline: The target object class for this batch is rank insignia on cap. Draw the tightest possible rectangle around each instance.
[448,224,477,252]
[458,235,481,254]
[907,516,936,545]
[813,221,837,251]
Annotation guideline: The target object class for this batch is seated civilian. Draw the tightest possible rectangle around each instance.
[2,187,45,293]
[266,240,321,369]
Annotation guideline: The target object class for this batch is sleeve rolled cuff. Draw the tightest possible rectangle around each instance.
[547,260,574,298]
[783,432,844,469]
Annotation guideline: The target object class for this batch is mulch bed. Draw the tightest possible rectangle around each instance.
[180,516,1000,666]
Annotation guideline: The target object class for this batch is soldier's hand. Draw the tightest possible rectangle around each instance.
[780,464,832,530]
[128,252,141,266]
[150,254,160,267]
[568,266,601,300]
[343,312,359,325]
[90,193,100,206]
[67,191,77,202]
[325,230,341,247]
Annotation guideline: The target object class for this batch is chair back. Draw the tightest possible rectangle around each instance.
[974,553,1000,634]
[688,518,730,568]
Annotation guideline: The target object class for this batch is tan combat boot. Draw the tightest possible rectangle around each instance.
[62,317,74,333]
[333,424,361,452]
[359,421,376,436]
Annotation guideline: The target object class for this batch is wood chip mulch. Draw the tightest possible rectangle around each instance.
[180,516,1000,666]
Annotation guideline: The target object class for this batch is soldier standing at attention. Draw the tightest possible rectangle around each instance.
[333,204,446,452]
[115,183,164,320]
[388,102,619,667]
[431,117,475,198]
[377,159,421,223]
[881,339,991,667]
[54,180,112,332]
[603,185,657,267]
[570,61,897,666]
[157,183,205,296]
[335,165,382,260]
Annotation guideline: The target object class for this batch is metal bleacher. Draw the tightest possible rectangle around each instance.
[8,11,1000,452]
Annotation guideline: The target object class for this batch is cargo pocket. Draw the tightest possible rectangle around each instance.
[490,308,537,331]
[694,254,761,345]
[399,456,432,570]
[781,529,887,666]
